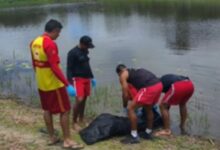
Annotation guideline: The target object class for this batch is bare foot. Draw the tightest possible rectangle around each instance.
[63,139,84,149]
[154,129,172,137]
[48,136,60,146]
[79,120,89,128]
[72,123,82,132]
[181,128,189,136]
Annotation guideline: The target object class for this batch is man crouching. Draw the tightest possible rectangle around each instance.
[116,64,162,144]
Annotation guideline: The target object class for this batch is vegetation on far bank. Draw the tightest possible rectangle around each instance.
[0,99,219,150]
[0,0,88,8]
[1,0,220,9]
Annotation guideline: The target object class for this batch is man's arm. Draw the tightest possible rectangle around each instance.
[122,94,128,108]
[30,52,36,72]
[119,71,130,108]
[44,41,69,86]
[67,51,74,83]
[30,41,36,72]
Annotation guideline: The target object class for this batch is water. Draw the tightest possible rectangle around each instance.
[0,2,220,139]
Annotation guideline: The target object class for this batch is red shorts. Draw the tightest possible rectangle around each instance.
[162,80,194,105]
[73,77,91,97]
[38,87,71,114]
[134,82,163,105]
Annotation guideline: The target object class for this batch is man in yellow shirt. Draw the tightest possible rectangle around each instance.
[30,19,83,149]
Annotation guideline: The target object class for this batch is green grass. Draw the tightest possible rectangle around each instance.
[0,99,219,150]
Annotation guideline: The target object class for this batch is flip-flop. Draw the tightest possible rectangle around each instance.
[154,130,172,137]
[63,143,84,150]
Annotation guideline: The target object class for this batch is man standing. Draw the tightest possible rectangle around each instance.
[116,64,162,144]
[30,19,83,149]
[67,36,96,131]
[155,74,194,136]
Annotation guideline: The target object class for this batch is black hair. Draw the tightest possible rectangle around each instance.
[45,19,63,32]
[116,64,127,74]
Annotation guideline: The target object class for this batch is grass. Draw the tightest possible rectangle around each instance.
[85,85,122,118]
[0,98,219,150]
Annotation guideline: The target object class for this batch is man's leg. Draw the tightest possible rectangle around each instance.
[160,104,170,130]
[79,80,90,124]
[178,81,194,135]
[128,101,139,132]
[79,97,87,123]
[179,103,188,135]
[121,101,140,144]
[154,104,171,136]
[61,111,84,148]
[73,97,84,131]
[43,111,57,143]
[73,97,80,123]
[60,111,71,140]
[145,105,154,130]
[139,105,155,139]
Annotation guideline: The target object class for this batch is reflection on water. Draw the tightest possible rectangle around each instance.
[166,21,191,52]
[0,2,220,139]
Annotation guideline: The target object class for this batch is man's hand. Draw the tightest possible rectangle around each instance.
[91,78,97,88]
[123,107,128,116]
[66,85,76,97]
[123,93,131,101]
[119,71,129,96]
[122,94,129,108]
